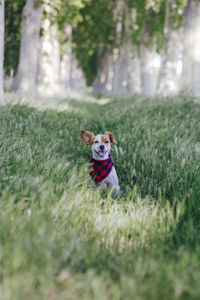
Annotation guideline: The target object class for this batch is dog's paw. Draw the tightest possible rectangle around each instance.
[115,185,120,196]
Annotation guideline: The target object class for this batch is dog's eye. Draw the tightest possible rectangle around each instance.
[94,140,99,143]
[105,141,109,144]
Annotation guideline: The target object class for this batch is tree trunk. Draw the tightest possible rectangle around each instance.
[112,6,141,95]
[157,30,180,96]
[181,0,200,96]
[0,0,4,104]
[59,24,87,92]
[38,18,60,95]
[59,24,72,89]
[60,52,71,89]
[93,51,114,94]
[126,49,141,95]
[68,53,87,91]
[140,38,156,97]
[13,0,42,96]
[157,0,181,96]
[112,47,127,94]
[112,43,141,95]
[93,7,141,96]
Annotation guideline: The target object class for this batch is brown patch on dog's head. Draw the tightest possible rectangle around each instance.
[81,130,95,145]
[100,135,111,149]
[101,135,110,144]
[105,132,117,144]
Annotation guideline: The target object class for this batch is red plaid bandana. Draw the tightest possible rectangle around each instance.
[89,154,113,184]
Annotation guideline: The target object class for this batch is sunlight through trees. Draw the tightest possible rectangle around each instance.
[2,0,200,97]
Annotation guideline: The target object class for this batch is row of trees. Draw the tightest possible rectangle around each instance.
[0,0,4,104]
[1,0,200,104]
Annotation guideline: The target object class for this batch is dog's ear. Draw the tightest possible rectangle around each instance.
[106,132,117,144]
[81,130,95,145]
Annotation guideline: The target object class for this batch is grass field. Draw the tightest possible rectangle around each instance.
[1,94,200,299]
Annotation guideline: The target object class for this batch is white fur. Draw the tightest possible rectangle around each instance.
[91,134,110,160]
[91,134,120,195]
[81,131,120,195]
[102,166,120,195]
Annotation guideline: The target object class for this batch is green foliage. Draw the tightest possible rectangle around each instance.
[4,0,189,83]
[170,0,188,29]
[144,1,166,50]
[72,0,117,85]
[49,0,87,25]
[45,0,90,63]
[4,0,44,76]
[1,95,200,299]
[72,0,189,83]
[126,0,166,50]
[72,0,167,84]
[34,0,43,8]
[4,0,26,76]
[4,0,86,75]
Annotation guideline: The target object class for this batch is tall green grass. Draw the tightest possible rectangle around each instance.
[0,94,200,299]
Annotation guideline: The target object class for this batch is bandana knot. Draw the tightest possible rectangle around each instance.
[89,154,113,183]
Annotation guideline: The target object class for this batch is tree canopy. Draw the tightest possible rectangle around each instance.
[4,0,188,84]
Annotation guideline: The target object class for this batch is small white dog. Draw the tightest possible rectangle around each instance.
[81,130,120,195]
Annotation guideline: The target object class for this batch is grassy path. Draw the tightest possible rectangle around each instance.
[1,94,200,299]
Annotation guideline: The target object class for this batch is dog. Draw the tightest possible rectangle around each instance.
[81,130,120,195]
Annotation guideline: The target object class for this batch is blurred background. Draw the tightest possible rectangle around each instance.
[1,0,200,102]
[1,2,200,299]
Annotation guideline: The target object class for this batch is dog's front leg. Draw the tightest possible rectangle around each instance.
[101,182,108,191]
[114,184,120,195]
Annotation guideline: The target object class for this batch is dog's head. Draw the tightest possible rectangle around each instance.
[81,130,116,160]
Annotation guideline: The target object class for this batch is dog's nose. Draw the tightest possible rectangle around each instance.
[99,145,105,150]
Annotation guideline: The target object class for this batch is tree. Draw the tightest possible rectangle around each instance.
[72,0,117,86]
[37,1,60,94]
[111,6,142,95]
[40,0,88,92]
[157,0,186,96]
[137,0,166,97]
[93,49,114,94]
[4,0,26,78]
[93,1,124,95]
[0,0,4,104]
[140,29,156,96]
[181,0,200,96]
[73,0,167,96]
[13,0,43,96]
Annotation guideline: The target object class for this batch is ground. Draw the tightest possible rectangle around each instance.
[1,93,200,299]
